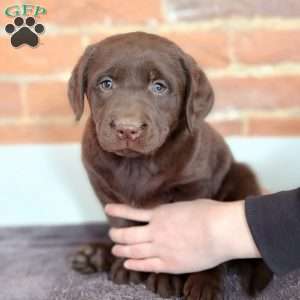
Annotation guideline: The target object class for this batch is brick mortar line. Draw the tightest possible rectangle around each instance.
[209,109,300,121]
[0,110,299,126]
[81,36,90,48]
[242,117,248,135]
[207,63,300,78]
[20,83,28,119]
[227,30,237,64]
[161,0,169,25]
[2,17,300,37]
[0,116,87,126]
[0,73,70,83]
[2,62,300,83]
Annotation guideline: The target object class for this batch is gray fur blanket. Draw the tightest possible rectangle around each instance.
[0,224,299,300]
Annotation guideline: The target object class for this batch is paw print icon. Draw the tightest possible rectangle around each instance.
[5,16,45,48]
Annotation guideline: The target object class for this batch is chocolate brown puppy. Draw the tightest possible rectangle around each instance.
[69,32,272,299]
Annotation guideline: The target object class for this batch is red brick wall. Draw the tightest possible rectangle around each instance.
[0,0,300,143]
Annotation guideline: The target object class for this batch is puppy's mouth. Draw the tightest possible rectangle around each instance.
[99,137,152,157]
[115,149,142,158]
[97,122,169,157]
[112,139,149,157]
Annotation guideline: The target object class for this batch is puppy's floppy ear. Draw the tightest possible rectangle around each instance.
[180,54,214,133]
[68,44,96,121]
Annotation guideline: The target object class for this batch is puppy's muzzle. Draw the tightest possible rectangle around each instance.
[110,119,148,142]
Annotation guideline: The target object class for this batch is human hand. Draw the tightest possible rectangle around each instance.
[105,199,260,274]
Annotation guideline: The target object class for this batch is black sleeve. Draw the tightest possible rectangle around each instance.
[245,188,300,275]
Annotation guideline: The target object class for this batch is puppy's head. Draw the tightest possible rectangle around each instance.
[68,32,214,157]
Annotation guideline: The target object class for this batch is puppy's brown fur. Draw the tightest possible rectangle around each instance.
[69,32,272,300]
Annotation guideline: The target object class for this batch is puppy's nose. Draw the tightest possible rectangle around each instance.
[112,121,147,141]
[116,125,142,141]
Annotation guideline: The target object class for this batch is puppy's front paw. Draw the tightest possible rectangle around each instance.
[184,270,222,300]
[109,257,146,285]
[146,273,184,298]
[241,260,273,297]
[71,243,113,274]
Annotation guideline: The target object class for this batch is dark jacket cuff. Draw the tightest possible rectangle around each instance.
[245,188,300,275]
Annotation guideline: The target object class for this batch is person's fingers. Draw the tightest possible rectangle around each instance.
[124,257,163,273]
[109,226,151,244]
[112,243,155,259]
[105,204,153,222]
[262,187,270,195]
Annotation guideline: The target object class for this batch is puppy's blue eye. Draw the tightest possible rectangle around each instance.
[99,77,113,90]
[151,81,168,95]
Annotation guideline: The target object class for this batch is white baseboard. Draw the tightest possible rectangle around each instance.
[1,137,299,226]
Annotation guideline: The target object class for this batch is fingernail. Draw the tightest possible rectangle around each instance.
[104,204,111,213]
[108,228,113,238]
[111,245,117,255]
[124,260,129,268]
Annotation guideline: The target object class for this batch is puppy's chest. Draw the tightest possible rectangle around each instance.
[103,161,214,207]
[107,160,162,205]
